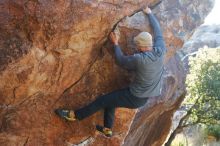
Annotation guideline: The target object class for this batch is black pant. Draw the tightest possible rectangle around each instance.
[74,87,148,128]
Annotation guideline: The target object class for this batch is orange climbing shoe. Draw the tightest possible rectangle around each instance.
[55,109,76,122]
[96,125,113,138]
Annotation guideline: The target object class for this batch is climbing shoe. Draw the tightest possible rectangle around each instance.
[96,125,113,138]
[55,109,76,122]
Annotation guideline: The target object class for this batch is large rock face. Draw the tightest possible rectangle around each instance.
[177,24,220,71]
[180,24,220,54]
[0,0,213,146]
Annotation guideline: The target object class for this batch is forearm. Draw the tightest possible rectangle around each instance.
[146,13,166,48]
[147,13,163,37]
[113,45,137,70]
[114,45,124,65]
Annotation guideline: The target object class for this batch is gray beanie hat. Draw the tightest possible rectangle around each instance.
[134,32,153,47]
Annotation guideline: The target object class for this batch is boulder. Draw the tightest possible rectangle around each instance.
[180,24,220,54]
[0,0,214,145]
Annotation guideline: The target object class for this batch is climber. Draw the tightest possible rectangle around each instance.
[55,6,166,138]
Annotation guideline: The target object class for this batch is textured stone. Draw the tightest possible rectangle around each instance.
[180,24,220,55]
[0,0,214,146]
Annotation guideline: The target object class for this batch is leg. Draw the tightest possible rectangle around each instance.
[103,88,149,129]
[75,88,130,120]
[104,107,115,128]
[55,88,132,122]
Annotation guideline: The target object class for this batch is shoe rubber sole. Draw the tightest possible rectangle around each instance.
[96,125,112,138]
[55,109,76,122]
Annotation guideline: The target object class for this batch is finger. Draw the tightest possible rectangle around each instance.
[110,34,115,41]
[110,32,114,37]
[111,32,116,34]
[110,32,113,38]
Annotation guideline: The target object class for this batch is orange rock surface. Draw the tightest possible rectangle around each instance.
[0,0,213,145]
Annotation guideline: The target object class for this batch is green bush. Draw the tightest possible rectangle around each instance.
[206,124,220,140]
[185,47,220,125]
[166,47,220,146]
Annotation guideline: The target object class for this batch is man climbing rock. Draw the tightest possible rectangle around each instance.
[55,6,166,138]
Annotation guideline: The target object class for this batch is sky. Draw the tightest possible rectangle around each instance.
[204,0,220,25]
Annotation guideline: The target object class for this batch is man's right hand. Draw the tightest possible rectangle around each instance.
[143,6,152,14]
[109,32,119,45]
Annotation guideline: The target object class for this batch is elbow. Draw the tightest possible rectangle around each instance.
[116,58,124,66]
[115,54,125,65]
[116,56,129,68]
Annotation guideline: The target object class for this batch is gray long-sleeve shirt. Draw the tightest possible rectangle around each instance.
[114,13,167,98]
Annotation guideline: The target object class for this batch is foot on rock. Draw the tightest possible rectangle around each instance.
[55,109,76,122]
[96,125,113,138]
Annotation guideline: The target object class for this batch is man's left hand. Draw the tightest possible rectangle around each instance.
[109,32,119,45]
